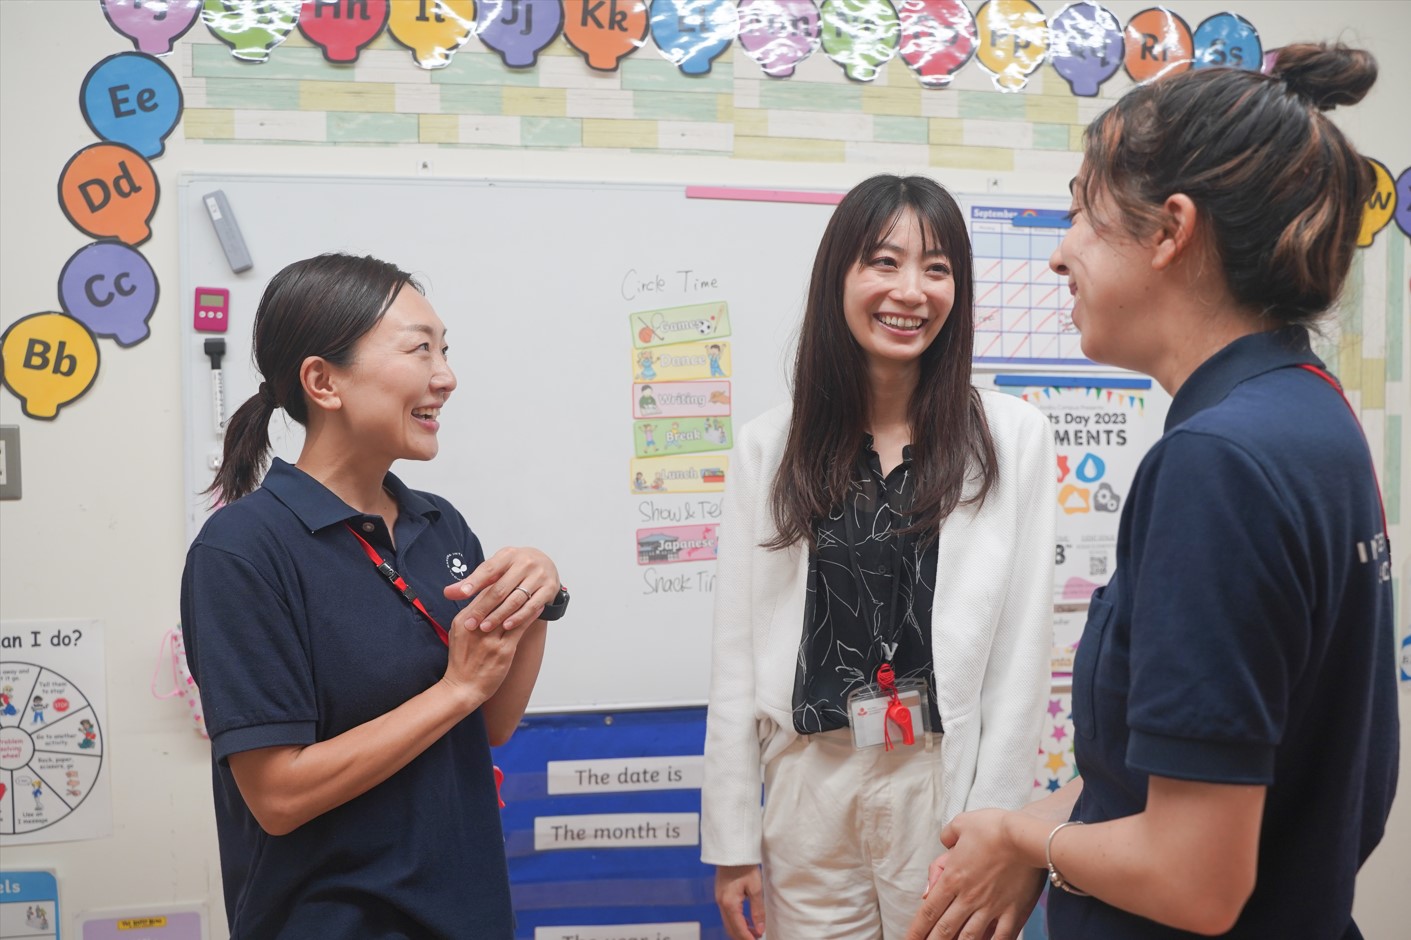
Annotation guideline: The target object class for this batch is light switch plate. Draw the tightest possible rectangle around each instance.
[0,425,22,499]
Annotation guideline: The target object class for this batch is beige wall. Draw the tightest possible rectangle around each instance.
[1,1,1406,935]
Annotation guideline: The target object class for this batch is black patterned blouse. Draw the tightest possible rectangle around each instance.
[792,437,942,735]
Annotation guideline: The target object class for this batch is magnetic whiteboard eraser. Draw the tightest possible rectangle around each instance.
[202,189,253,273]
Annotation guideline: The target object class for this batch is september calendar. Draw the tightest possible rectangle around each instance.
[964,198,1091,367]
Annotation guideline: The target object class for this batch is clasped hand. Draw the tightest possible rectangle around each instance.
[437,546,557,708]
[444,546,559,632]
[905,809,1045,940]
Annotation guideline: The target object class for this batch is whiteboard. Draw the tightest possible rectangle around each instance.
[178,176,1172,712]
[179,174,835,711]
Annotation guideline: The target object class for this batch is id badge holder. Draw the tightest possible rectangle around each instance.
[846,678,932,750]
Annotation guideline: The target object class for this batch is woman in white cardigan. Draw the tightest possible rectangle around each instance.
[701,175,1055,940]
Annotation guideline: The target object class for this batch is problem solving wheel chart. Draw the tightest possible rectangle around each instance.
[0,661,104,835]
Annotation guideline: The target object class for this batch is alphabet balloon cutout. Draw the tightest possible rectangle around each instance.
[897,0,977,88]
[387,0,478,69]
[100,0,203,55]
[1191,12,1260,71]
[80,52,184,159]
[58,242,160,348]
[1048,1,1123,96]
[820,0,900,83]
[0,313,102,421]
[975,0,1048,92]
[650,0,739,77]
[562,0,649,72]
[737,0,821,79]
[1123,7,1192,83]
[1358,158,1395,247]
[477,0,563,69]
[202,0,301,62]
[58,143,159,247]
[297,0,389,63]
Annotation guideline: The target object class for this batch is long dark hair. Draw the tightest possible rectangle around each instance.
[1079,43,1376,326]
[766,175,997,551]
[206,253,419,505]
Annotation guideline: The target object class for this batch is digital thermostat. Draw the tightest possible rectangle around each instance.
[193,286,230,333]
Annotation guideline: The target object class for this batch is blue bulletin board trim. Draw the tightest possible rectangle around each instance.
[994,374,1152,389]
[495,707,725,939]
[497,708,1049,940]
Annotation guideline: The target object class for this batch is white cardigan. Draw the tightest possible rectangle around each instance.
[700,389,1056,865]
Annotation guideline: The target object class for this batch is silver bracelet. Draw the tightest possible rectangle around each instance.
[1046,820,1091,897]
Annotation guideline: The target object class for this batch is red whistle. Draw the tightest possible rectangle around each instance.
[494,766,506,809]
[886,698,915,747]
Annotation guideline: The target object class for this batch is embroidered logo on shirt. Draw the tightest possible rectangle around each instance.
[446,553,468,578]
[1356,531,1391,583]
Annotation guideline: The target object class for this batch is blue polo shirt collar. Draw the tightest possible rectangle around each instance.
[1165,325,1321,432]
[261,457,441,533]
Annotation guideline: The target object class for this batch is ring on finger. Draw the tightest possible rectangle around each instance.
[512,586,532,600]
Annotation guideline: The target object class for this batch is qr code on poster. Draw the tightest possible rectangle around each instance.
[1090,555,1108,577]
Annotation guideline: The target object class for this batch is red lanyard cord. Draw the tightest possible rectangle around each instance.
[1298,364,1389,541]
[344,523,450,647]
[343,524,509,810]
[875,663,915,750]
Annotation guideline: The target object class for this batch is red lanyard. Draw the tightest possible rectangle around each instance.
[1298,364,1389,540]
[345,523,450,647]
[875,663,915,750]
[344,524,507,810]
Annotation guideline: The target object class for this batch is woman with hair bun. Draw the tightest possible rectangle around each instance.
[181,253,566,938]
[907,43,1398,940]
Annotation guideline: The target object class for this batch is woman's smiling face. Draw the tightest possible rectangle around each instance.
[325,287,457,464]
[1050,173,1161,371]
[842,206,955,371]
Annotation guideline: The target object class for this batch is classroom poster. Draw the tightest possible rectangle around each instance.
[0,869,59,940]
[1034,687,1077,795]
[1040,384,1156,605]
[994,376,1167,674]
[966,201,1080,366]
[626,294,733,605]
[0,620,112,846]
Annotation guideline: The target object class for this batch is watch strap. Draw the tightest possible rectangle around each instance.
[539,586,569,622]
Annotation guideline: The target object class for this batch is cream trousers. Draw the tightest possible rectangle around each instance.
[761,728,946,939]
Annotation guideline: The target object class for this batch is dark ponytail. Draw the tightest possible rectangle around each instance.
[1078,42,1377,326]
[206,253,419,506]
[211,383,279,507]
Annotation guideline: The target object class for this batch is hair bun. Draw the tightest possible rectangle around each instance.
[1270,42,1377,111]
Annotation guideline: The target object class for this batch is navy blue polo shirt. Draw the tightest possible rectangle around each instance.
[180,458,513,939]
[1052,328,1398,938]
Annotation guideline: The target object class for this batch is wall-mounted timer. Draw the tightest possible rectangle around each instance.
[194,287,230,332]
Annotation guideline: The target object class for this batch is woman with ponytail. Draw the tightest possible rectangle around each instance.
[907,44,1397,940]
[181,253,563,939]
